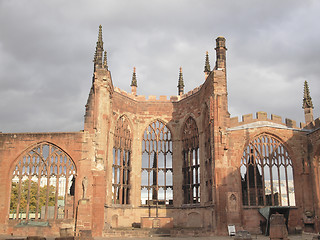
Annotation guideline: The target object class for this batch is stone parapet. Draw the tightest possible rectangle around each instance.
[229,112,303,130]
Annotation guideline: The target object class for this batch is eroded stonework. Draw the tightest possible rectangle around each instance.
[0,26,320,238]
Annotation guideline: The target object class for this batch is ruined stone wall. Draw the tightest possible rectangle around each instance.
[103,75,215,230]
[0,132,83,236]
[225,119,312,233]
[309,128,320,231]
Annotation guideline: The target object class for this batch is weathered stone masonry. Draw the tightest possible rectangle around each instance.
[0,26,320,237]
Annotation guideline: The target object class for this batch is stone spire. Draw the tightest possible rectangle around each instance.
[131,67,137,87]
[131,67,137,95]
[303,80,314,124]
[103,51,108,70]
[204,51,211,78]
[303,81,314,109]
[177,67,184,96]
[93,25,104,70]
[214,36,227,70]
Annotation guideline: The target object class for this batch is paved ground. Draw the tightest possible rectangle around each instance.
[0,233,318,240]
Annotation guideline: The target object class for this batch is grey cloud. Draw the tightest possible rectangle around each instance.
[0,0,319,132]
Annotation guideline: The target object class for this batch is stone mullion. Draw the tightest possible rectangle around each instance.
[246,151,251,206]
[260,154,266,206]
[35,147,44,220]
[54,156,60,219]
[25,170,32,220]
[182,151,186,203]
[147,146,151,204]
[35,162,42,220]
[113,148,118,204]
[123,150,127,204]
[269,156,274,206]
[164,142,167,202]
[64,164,69,219]
[54,174,60,219]
[16,163,22,219]
[119,149,124,204]
[196,146,199,203]
[284,158,290,206]
[276,148,282,206]
[126,150,129,203]
[189,150,193,203]
[253,151,258,206]
[44,146,51,220]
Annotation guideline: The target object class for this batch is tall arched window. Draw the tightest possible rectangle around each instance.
[9,143,76,220]
[141,120,173,206]
[203,105,212,203]
[112,116,132,204]
[240,134,295,206]
[182,117,200,204]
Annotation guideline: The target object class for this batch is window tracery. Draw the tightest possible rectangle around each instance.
[240,134,295,206]
[141,120,173,206]
[112,116,132,204]
[9,143,76,220]
[182,116,200,204]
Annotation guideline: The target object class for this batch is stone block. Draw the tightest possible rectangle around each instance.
[234,230,252,240]
[59,227,73,237]
[269,213,288,240]
[271,114,282,123]
[26,237,46,240]
[285,118,296,128]
[256,111,267,120]
[242,114,253,122]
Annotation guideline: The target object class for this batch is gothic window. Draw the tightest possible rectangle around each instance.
[9,143,76,220]
[240,134,295,206]
[203,105,212,203]
[182,117,200,204]
[141,120,173,206]
[112,116,132,204]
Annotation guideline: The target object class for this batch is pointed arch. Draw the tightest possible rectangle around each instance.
[9,142,76,220]
[141,120,173,206]
[112,115,132,204]
[182,116,200,204]
[240,133,295,206]
[140,118,173,140]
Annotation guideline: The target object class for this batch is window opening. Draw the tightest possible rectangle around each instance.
[240,134,295,206]
[182,117,200,204]
[112,116,132,204]
[141,120,173,206]
[9,143,76,220]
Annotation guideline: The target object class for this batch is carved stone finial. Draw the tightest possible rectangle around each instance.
[103,51,108,70]
[204,51,211,73]
[131,67,137,87]
[303,80,314,109]
[93,25,104,69]
[177,67,184,96]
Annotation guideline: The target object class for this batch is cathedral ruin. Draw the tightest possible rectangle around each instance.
[0,25,320,238]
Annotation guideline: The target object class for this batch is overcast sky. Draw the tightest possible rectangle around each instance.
[0,0,319,133]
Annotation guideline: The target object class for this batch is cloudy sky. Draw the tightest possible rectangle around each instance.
[0,0,319,133]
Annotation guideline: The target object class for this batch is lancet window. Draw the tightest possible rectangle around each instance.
[182,117,200,204]
[9,143,76,220]
[203,106,213,203]
[112,116,132,204]
[141,120,173,206]
[240,134,295,206]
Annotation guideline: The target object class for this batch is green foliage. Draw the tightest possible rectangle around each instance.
[10,179,59,213]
